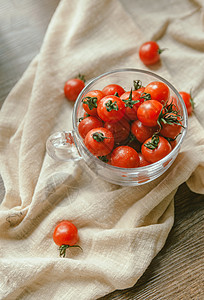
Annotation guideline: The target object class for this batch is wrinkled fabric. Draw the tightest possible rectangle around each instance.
[0,0,204,299]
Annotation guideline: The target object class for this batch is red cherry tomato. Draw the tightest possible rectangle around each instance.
[82,90,105,116]
[160,113,182,139]
[138,153,150,167]
[78,116,103,139]
[102,84,125,97]
[77,81,182,169]
[53,220,80,257]
[84,127,114,156]
[179,91,194,116]
[53,221,78,246]
[64,78,85,102]
[104,118,130,144]
[97,95,125,122]
[141,135,172,163]
[120,90,141,121]
[110,146,139,168]
[139,41,163,65]
[137,87,145,95]
[137,100,163,127]
[144,81,170,104]
[131,119,158,143]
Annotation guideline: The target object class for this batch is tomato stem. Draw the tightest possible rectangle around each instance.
[144,134,160,150]
[158,48,167,54]
[133,80,142,90]
[77,73,86,82]
[92,132,109,142]
[79,113,90,122]
[140,92,151,100]
[121,89,140,108]
[105,100,119,111]
[82,96,98,110]
[59,244,83,258]
[157,101,184,129]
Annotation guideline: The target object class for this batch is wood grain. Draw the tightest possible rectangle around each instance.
[0,0,60,108]
[0,1,203,299]
[99,183,204,299]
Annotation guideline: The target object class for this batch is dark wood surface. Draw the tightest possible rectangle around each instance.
[100,183,204,299]
[0,1,203,299]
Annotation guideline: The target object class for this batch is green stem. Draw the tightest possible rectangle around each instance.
[105,100,118,112]
[114,92,119,97]
[121,89,140,108]
[92,132,108,142]
[79,113,90,122]
[158,48,167,54]
[59,244,83,258]
[133,80,142,90]
[140,92,151,100]
[82,97,98,110]
[157,100,184,128]
[77,73,86,82]
[144,134,160,150]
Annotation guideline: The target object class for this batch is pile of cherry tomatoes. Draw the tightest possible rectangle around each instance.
[77,80,184,168]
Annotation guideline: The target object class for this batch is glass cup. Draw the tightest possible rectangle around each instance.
[46,68,188,186]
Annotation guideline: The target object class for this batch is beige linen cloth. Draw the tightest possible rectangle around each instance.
[0,0,204,299]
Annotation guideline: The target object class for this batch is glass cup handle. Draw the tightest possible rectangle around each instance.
[46,130,82,161]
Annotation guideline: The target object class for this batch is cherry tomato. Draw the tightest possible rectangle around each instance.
[97,95,125,122]
[160,113,182,139]
[179,91,194,116]
[110,146,139,168]
[137,100,163,127]
[84,127,114,156]
[78,116,103,139]
[79,81,181,168]
[141,135,172,163]
[131,120,158,143]
[102,84,125,97]
[120,90,141,121]
[53,220,80,257]
[104,118,130,144]
[64,78,85,102]
[137,87,145,95]
[139,41,163,65]
[138,153,150,167]
[144,81,170,104]
[82,90,105,116]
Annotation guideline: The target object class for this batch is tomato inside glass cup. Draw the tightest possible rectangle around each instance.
[46,69,188,186]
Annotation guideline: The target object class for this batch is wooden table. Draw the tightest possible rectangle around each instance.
[0,1,203,299]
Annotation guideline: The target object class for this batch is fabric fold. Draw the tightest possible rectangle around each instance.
[0,0,204,299]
